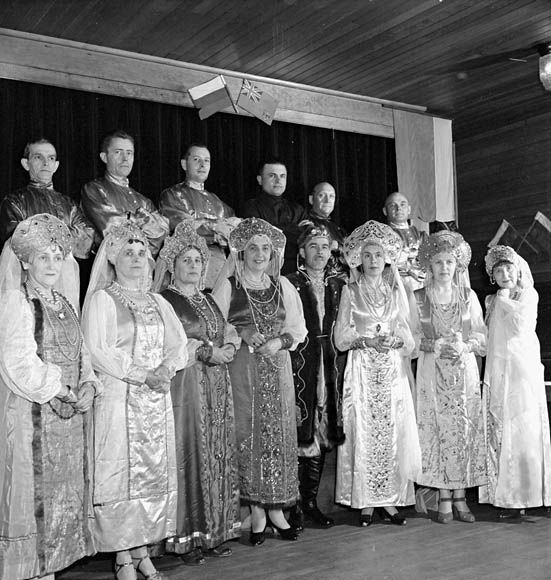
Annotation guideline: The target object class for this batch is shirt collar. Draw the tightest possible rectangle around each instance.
[186,180,205,191]
[29,180,53,190]
[106,171,130,187]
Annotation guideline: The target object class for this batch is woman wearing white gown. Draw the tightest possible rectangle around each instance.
[480,245,551,517]
[334,220,421,527]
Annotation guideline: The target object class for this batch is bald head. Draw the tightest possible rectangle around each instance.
[309,182,336,218]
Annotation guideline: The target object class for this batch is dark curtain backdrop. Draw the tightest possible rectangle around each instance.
[0,78,397,232]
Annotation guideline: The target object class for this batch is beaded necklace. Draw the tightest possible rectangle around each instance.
[427,284,461,332]
[168,284,220,340]
[358,275,392,323]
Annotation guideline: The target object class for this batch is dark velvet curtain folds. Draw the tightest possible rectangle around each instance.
[0,78,397,232]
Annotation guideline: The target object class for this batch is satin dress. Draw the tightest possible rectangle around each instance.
[161,289,240,554]
[0,290,97,579]
[413,287,487,489]
[83,287,187,551]
[480,287,551,508]
[213,276,307,508]
[334,282,421,508]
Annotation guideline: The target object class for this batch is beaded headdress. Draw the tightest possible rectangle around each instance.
[342,220,402,268]
[159,220,209,275]
[418,230,472,272]
[484,245,518,276]
[11,213,72,262]
[297,222,331,249]
[229,217,286,255]
[104,220,148,264]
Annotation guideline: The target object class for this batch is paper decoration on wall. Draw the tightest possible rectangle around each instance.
[488,211,551,263]
[236,79,279,125]
[188,75,237,120]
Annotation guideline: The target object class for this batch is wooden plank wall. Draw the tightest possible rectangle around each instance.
[456,110,551,290]
[455,110,551,375]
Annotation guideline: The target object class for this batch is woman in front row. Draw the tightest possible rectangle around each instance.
[481,245,551,517]
[0,214,98,580]
[155,221,241,563]
[213,218,307,546]
[412,231,486,523]
[334,220,421,527]
[83,221,188,580]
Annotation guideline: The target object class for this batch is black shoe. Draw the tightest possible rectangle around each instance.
[267,517,299,541]
[359,512,374,527]
[288,504,304,532]
[379,508,407,526]
[180,547,205,566]
[497,509,522,520]
[303,503,335,528]
[205,545,232,557]
[249,527,266,546]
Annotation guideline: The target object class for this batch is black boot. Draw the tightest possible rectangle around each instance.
[299,455,334,528]
[288,503,304,532]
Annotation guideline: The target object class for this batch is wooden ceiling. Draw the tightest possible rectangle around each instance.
[1,0,551,139]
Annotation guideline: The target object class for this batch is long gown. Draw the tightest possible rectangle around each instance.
[82,287,187,552]
[0,289,97,579]
[480,287,551,508]
[413,287,487,489]
[160,289,240,554]
[334,281,421,508]
[213,276,307,507]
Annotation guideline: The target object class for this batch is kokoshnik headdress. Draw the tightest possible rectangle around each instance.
[342,220,403,269]
[11,213,72,262]
[154,220,210,291]
[227,217,286,282]
[418,230,472,272]
[104,220,148,265]
[484,244,533,288]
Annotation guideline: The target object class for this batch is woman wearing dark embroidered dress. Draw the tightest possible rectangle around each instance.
[334,220,421,527]
[82,222,188,580]
[153,221,240,563]
[0,214,98,580]
[212,218,307,546]
[412,231,486,524]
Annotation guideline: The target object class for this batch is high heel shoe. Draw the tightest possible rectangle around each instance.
[452,496,475,523]
[359,511,374,527]
[249,526,267,546]
[266,516,299,540]
[379,508,407,526]
[436,497,453,524]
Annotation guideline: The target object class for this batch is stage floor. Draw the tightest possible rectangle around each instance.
[59,505,551,580]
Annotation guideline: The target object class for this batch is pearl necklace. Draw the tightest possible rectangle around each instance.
[358,275,392,322]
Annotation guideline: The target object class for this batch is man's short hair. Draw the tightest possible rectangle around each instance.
[183,142,210,160]
[100,130,135,154]
[256,157,287,176]
[23,138,54,159]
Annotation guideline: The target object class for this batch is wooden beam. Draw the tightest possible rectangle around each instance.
[0,28,417,138]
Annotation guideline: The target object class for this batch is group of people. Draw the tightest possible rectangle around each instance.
[0,131,550,580]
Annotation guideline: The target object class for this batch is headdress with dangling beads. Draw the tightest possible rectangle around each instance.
[342,220,402,269]
[11,213,72,262]
[104,220,148,264]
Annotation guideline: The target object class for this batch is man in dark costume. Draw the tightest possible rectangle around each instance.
[242,158,307,275]
[286,223,346,529]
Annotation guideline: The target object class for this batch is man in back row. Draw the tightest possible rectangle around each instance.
[0,137,95,258]
[81,129,169,257]
[242,158,308,275]
[159,143,237,290]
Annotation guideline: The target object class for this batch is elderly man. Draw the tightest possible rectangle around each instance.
[242,158,308,274]
[81,129,169,257]
[286,223,346,529]
[159,143,238,290]
[383,191,427,291]
[307,181,348,277]
[0,138,95,258]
